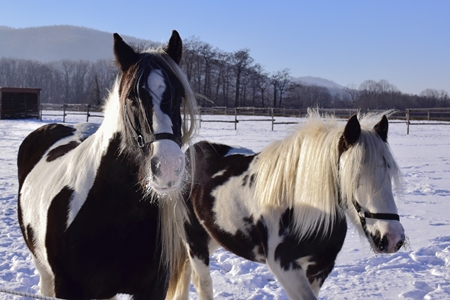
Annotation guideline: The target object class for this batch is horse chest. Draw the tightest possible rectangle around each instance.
[272,211,348,272]
[44,181,163,297]
[23,138,163,295]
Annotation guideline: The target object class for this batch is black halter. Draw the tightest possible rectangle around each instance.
[123,104,182,148]
[352,199,400,236]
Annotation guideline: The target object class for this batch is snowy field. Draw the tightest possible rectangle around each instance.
[0,113,449,299]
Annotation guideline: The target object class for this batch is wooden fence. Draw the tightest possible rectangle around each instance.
[39,104,450,134]
[405,107,450,134]
[199,107,406,130]
[40,104,103,122]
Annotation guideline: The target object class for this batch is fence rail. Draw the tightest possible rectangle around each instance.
[405,107,450,134]
[40,104,103,122]
[39,104,450,133]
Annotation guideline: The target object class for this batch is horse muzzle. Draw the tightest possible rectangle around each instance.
[148,140,185,193]
[368,221,405,254]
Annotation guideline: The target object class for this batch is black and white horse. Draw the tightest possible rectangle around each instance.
[17,31,197,299]
[171,112,406,300]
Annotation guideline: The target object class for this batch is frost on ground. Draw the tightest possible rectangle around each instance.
[0,115,448,299]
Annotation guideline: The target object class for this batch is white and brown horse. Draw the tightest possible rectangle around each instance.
[172,112,405,300]
[17,31,197,299]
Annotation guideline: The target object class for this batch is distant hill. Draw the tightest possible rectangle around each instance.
[0,25,346,94]
[292,76,346,95]
[0,25,155,62]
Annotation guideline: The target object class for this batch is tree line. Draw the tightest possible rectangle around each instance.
[0,37,448,110]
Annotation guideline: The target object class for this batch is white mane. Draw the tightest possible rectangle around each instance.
[255,110,402,238]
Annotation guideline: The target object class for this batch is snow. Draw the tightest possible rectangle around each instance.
[0,113,449,299]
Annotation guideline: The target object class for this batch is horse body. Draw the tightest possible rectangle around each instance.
[175,112,405,300]
[18,31,197,299]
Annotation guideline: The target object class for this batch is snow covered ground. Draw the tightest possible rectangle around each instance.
[0,113,449,299]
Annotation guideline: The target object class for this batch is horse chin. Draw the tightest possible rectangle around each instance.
[149,182,181,195]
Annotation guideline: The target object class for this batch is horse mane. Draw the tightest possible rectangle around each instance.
[255,110,402,238]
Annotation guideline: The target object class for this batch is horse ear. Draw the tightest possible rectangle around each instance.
[164,30,183,65]
[374,115,388,142]
[113,33,138,72]
[343,114,361,146]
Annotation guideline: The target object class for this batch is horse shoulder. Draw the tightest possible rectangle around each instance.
[18,124,76,189]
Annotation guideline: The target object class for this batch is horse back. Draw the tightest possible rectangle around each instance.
[17,124,76,189]
[188,141,255,179]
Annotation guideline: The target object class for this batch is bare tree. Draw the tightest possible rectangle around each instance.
[232,49,253,107]
[270,69,290,108]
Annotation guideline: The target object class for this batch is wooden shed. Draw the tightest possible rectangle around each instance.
[0,87,41,119]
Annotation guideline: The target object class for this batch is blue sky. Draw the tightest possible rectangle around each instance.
[1,0,449,95]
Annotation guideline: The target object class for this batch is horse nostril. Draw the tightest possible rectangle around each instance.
[151,157,162,177]
[395,240,404,251]
[371,230,390,253]
[371,230,381,246]
[379,235,389,253]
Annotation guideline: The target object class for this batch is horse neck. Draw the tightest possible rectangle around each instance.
[96,83,127,150]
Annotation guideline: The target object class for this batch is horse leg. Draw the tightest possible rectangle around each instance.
[33,257,55,297]
[266,256,318,300]
[189,254,214,300]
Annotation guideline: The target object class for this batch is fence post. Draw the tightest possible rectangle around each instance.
[39,105,42,121]
[406,109,410,135]
[86,105,90,122]
[63,105,66,123]
[234,107,238,130]
[271,108,274,131]
[427,110,430,121]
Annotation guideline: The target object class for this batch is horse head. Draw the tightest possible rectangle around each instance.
[114,31,191,194]
[339,114,405,254]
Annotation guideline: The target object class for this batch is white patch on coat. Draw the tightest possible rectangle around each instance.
[211,161,261,235]
[190,256,214,300]
[211,169,226,178]
[224,146,255,157]
[19,83,123,277]
[265,239,317,299]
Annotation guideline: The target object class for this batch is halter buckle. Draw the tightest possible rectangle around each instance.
[137,135,145,148]
[357,210,366,220]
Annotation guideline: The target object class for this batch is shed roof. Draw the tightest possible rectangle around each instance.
[0,87,41,93]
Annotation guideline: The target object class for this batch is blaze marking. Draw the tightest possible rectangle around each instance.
[147,70,173,134]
